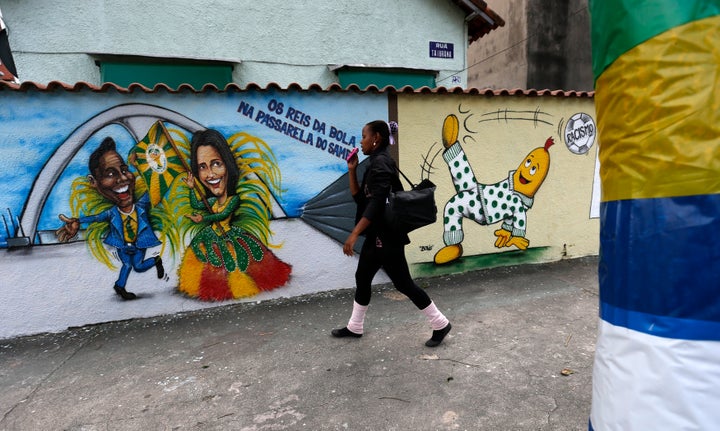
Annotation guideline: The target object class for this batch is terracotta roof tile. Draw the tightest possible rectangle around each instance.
[0,80,594,98]
[0,62,17,82]
[452,0,506,43]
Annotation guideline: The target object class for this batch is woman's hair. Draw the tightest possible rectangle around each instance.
[190,128,240,196]
[365,120,398,149]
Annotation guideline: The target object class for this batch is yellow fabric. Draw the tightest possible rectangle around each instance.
[211,199,232,235]
[228,271,260,298]
[595,15,720,202]
[178,251,202,297]
[177,245,260,299]
[149,179,163,208]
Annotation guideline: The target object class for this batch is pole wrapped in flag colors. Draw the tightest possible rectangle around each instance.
[130,121,186,206]
[589,1,720,430]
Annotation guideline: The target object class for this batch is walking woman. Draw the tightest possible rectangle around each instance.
[331,120,452,347]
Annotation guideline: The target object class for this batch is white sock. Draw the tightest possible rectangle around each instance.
[347,301,368,334]
[421,301,449,331]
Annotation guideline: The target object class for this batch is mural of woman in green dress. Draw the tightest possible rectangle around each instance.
[178,128,291,301]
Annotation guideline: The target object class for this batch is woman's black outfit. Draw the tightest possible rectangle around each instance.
[352,146,432,309]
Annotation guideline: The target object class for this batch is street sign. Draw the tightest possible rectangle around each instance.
[429,41,454,59]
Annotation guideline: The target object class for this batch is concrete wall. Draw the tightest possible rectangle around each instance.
[467,0,593,91]
[1,0,470,88]
[467,0,528,90]
[0,87,598,338]
[563,0,594,91]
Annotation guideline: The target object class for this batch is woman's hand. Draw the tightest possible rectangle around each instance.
[343,232,358,256]
[344,218,369,256]
[186,213,204,223]
[183,172,195,188]
[347,152,359,170]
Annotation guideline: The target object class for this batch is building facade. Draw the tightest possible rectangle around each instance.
[1,0,502,89]
[467,0,592,91]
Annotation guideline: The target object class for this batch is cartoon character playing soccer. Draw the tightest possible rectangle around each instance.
[434,114,553,265]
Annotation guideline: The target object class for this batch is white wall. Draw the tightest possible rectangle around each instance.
[0,219,390,340]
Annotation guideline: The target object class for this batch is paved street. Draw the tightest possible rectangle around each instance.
[0,257,598,431]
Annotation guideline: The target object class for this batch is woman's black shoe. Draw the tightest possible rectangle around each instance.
[425,323,452,347]
[331,327,362,338]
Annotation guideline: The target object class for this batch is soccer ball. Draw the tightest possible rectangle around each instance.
[564,113,596,155]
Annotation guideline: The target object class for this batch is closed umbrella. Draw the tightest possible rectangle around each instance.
[0,8,19,82]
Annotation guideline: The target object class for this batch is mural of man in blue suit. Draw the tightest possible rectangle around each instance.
[56,137,164,300]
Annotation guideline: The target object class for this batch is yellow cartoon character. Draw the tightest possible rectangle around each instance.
[434,114,553,265]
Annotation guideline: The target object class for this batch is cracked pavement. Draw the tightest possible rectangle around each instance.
[0,257,598,430]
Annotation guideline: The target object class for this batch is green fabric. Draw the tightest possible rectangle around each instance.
[125,215,136,241]
[589,0,720,81]
[190,225,264,272]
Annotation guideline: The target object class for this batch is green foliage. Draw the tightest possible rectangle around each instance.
[69,177,115,269]
[228,131,283,246]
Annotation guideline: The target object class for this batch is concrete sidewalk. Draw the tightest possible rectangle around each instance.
[0,257,599,431]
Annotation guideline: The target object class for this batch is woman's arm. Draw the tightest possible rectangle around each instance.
[188,188,209,211]
[347,153,360,196]
[361,160,394,223]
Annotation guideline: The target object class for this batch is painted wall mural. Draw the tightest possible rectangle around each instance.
[433,113,555,265]
[2,93,376,250]
[52,122,292,302]
[0,89,390,338]
[395,96,599,277]
[0,88,599,339]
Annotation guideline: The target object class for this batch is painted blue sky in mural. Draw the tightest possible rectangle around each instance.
[0,90,386,247]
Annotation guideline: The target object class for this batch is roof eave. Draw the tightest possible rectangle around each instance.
[451,0,506,44]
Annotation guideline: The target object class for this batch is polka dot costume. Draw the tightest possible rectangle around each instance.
[441,142,534,246]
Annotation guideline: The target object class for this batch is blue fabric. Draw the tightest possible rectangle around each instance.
[78,193,161,288]
[600,301,720,341]
[79,193,161,249]
[599,194,720,326]
[116,244,156,288]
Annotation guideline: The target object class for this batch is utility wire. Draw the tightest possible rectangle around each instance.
[437,5,589,85]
